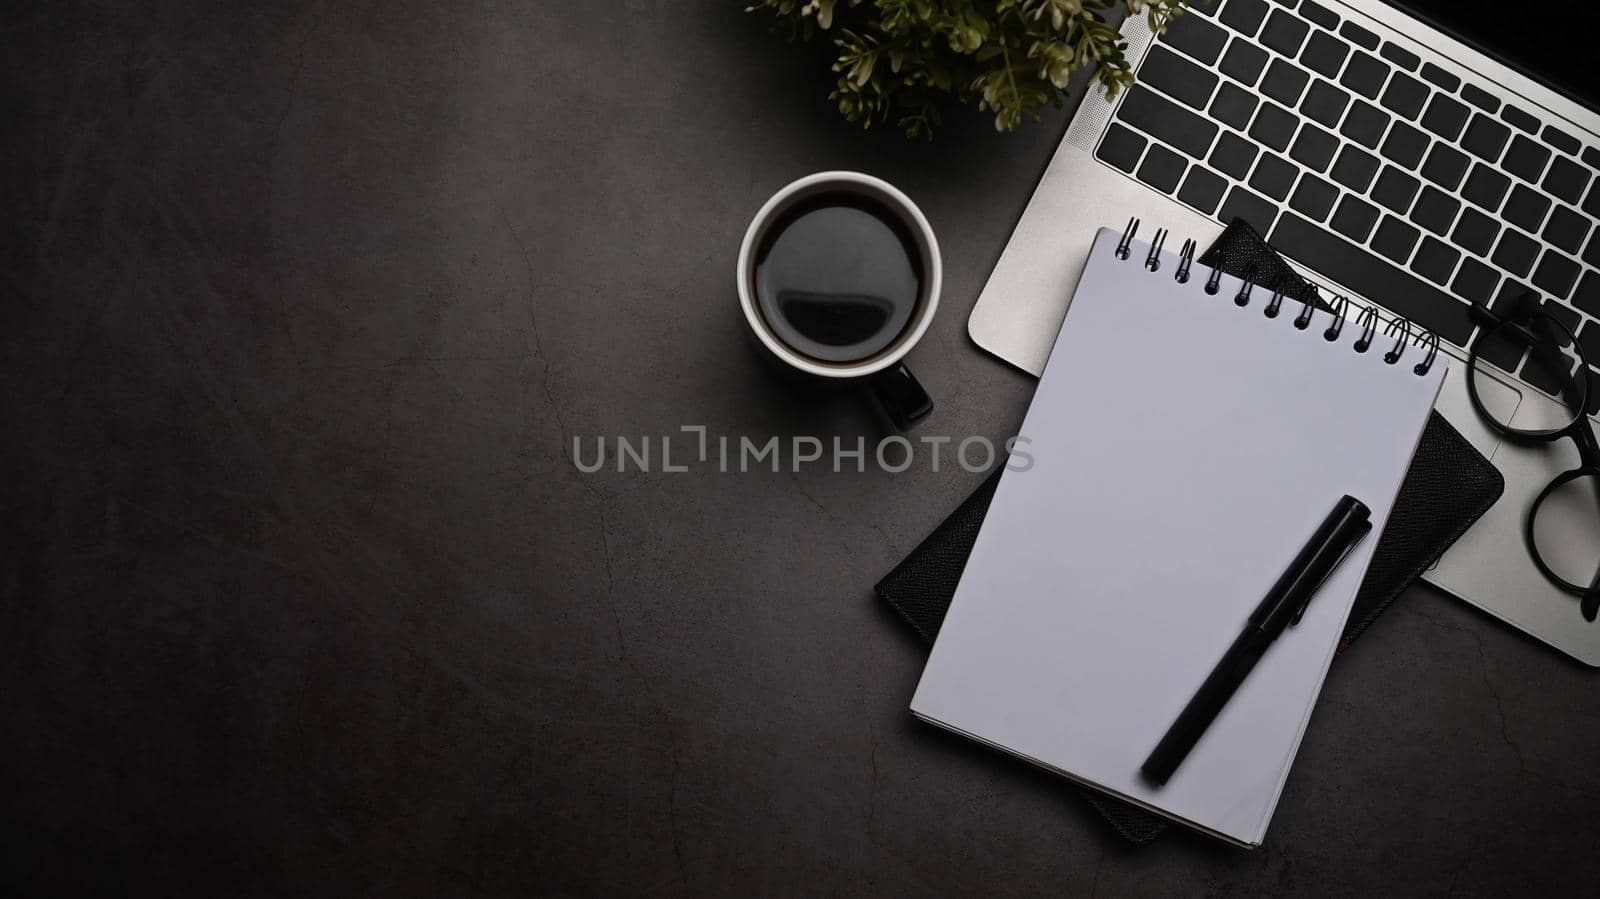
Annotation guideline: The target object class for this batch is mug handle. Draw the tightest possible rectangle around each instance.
[869,363,933,429]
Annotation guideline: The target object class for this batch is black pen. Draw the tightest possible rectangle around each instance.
[1141,495,1373,787]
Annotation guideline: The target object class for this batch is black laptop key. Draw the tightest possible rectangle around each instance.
[1118,86,1218,159]
[1588,230,1600,269]
[1269,212,1476,345]
[1537,309,1587,358]
[1502,184,1551,233]
[1526,303,1575,354]
[1410,187,1460,236]
[1250,152,1299,201]
[1420,94,1469,141]
[1372,215,1421,264]
[1210,82,1259,131]
[1474,335,1528,375]
[1491,229,1540,278]
[1542,205,1591,255]
[1576,271,1600,318]
[1301,79,1351,128]
[1502,104,1540,135]
[1299,31,1348,79]
[1451,257,1500,305]
[1522,352,1580,400]
[1582,319,1600,360]
[1532,251,1581,299]
[1163,11,1229,64]
[1380,122,1429,168]
[1097,123,1148,173]
[1543,156,1591,206]
[1576,362,1600,419]
[1330,145,1380,192]
[1410,236,1459,286]
[1221,0,1270,36]
[1476,281,1533,371]
[1137,143,1189,194]
[1217,185,1280,234]
[1379,73,1428,120]
[1510,328,1568,382]
[1420,144,1470,190]
[1373,166,1421,214]
[1289,174,1338,221]
[1329,195,1380,242]
[1520,349,1577,399]
[1300,1,1339,29]
[1177,166,1229,215]
[1339,20,1380,51]
[1261,59,1310,107]
[1379,42,1420,72]
[1220,38,1270,85]
[1487,281,1532,319]
[1542,125,1580,156]
[1340,100,1389,149]
[1542,301,1582,345]
[1542,302,1584,347]
[1461,164,1510,211]
[1459,84,1500,114]
[1210,131,1260,179]
[1502,135,1551,184]
[1141,45,1218,110]
[1289,123,1338,172]
[1418,62,1459,92]
[1260,10,1310,57]
[1522,350,1579,393]
[1520,350,1580,392]
[1586,181,1600,219]
[1450,207,1500,256]
[1249,101,1299,152]
[1461,114,1510,162]
[1340,51,1390,100]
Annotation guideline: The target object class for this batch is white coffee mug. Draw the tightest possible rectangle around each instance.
[737,171,940,427]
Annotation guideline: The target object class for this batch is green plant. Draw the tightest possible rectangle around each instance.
[747,0,1195,138]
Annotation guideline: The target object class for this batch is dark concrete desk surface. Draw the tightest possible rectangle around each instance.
[6,2,1600,895]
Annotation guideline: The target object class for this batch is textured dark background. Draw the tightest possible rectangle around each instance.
[4,1,1600,895]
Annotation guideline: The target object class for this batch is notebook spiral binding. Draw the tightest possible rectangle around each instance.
[1116,218,1440,376]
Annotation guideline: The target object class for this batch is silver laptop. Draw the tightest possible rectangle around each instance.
[968,0,1600,664]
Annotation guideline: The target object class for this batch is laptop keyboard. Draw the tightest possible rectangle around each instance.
[1097,0,1600,414]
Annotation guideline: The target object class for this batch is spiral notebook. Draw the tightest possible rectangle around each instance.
[910,224,1447,848]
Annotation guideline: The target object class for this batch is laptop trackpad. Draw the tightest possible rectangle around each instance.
[1433,363,1517,460]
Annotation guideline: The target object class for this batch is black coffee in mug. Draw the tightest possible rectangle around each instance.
[737,172,939,429]
[751,191,925,364]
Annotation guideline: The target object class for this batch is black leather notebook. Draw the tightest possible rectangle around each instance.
[878,221,1504,844]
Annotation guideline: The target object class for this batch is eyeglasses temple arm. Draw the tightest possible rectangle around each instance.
[1470,295,1545,348]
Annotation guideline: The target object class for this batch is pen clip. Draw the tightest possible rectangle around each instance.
[1290,519,1372,626]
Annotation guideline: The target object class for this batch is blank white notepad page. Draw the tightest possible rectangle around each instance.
[911,227,1445,846]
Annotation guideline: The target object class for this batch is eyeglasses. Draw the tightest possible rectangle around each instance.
[1465,294,1600,620]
